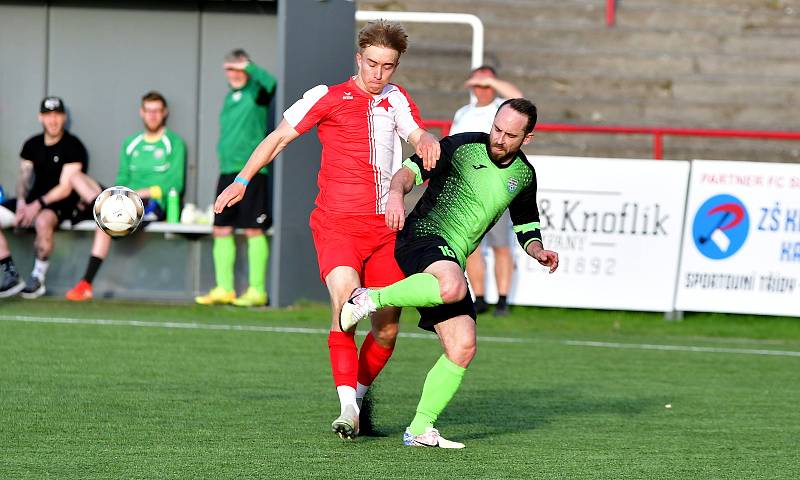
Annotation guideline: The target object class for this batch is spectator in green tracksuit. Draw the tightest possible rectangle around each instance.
[65,91,186,301]
[196,49,277,307]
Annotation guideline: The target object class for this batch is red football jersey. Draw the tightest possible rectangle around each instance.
[284,77,424,215]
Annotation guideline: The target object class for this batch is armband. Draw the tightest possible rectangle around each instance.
[234,176,250,187]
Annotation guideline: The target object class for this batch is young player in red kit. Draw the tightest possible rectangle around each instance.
[214,20,440,439]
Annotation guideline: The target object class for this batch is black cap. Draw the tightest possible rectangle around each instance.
[40,96,65,113]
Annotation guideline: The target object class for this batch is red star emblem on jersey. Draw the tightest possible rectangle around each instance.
[376,98,392,112]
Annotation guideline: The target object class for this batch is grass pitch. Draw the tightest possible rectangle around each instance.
[1,299,799,479]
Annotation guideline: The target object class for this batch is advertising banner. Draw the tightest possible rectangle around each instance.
[495,156,690,312]
[675,160,800,316]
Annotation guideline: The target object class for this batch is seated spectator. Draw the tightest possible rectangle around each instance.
[0,231,24,297]
[65,91,186,301]
[0,96,90,298]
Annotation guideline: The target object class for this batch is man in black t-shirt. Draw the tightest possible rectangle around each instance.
[0,96,89,298]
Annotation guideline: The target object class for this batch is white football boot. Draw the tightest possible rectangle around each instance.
[339,287,377,331]
[402,427,465,449]
[331,404,360,440]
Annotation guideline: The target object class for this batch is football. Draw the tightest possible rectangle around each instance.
[93,186,145,237]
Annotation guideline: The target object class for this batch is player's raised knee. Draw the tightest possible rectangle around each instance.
[439,277,468,304]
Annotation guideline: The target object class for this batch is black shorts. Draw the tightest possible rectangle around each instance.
[214,173,272,229]
[395,233,477,332]
[2,194,93,225]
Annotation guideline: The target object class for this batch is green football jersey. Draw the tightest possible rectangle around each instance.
[116,128,186,208]
[401,132,542,267]
[217,62,277,174]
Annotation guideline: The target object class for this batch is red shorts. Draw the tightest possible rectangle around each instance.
[309,208,405,287]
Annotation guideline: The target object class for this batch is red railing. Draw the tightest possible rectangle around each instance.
[423,119,800,160]
[606,0,616,27]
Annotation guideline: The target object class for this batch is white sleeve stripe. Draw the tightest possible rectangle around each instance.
[283,85,329,128]
[125,134,144,156]
[162,132,172,155]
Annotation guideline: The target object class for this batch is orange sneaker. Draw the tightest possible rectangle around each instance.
[66,279,93,301]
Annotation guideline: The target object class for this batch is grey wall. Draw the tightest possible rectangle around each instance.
[0,3,47,191]
[47,4,201,191]
[0,1,278,209]
[1,0,360,305]
[197,9,278,207]
[271,1,356,306]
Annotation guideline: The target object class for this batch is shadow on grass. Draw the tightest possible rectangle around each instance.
[445,386,657,440]
[364,385,658,440]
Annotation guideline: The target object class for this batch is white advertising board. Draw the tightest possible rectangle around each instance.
[675,160,800,316]
[487,156,690,311]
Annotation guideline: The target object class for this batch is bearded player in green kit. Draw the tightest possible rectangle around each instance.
[340,98,559,448]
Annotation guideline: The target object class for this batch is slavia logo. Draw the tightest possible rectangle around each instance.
[692,194,749,260]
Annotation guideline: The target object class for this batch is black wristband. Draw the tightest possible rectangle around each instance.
[37,197,47,209]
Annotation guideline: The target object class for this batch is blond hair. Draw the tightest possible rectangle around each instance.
[357,20,408,55]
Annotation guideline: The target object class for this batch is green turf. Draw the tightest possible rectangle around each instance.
[1,298,799,479]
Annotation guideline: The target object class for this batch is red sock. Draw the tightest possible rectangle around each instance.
[357,332,394,387]
[328,331,358,388]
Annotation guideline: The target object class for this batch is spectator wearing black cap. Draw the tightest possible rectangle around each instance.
[0,96,90,298]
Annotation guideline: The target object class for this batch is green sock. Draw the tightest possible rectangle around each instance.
[247,235,268,294]
[213,235,236,292]
[409,354,467,435]
[370,273,443,309]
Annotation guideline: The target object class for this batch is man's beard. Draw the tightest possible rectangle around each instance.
[145,123,164,134]
[489,145,515,163]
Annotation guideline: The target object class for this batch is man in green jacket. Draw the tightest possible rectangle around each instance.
[196,49,277,308]
[65,91,186,301]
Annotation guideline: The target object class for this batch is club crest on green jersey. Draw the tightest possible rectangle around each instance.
[507,177,519,193]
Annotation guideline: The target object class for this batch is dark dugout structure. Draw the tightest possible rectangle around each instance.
[0,0,355,305]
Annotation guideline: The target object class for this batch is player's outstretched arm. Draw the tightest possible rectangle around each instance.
[407,128,440,171]
[385,166,416,231]
[214,120,300,213]
[526,240,559,274]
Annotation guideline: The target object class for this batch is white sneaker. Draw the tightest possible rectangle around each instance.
[339,287,377,331]
[20,276,46,299]
[402,427,465,449]
[331,404,359,440]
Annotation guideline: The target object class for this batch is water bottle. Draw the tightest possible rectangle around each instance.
[167,187,180,223]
